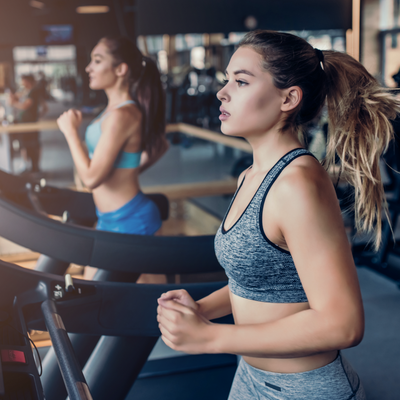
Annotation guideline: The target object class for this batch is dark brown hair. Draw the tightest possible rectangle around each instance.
[239,30,400,250]
[99,36,166,157]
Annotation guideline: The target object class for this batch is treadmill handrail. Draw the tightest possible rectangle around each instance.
[0,258,230,399]
[41,299,93,400]
[0,194,221,274]
[0,261,228,337]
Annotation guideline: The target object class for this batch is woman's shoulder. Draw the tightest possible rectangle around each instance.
[103,103,142,131]
[266,155,341,232]
[110,101,141,120]
[273,154,334,204]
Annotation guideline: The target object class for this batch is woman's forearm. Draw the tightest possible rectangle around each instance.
[65,131,92,185]
[209,307,363,358]
[196,285,232,320]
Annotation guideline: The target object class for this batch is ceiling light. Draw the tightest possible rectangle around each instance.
[30,0,45,9]
[76,6,110,14]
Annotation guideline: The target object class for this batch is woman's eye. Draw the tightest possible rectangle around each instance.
[221,78,247,87]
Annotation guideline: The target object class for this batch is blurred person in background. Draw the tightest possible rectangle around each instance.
[57,36,168,282]
[36,71,51,102]
[9,74,48,174]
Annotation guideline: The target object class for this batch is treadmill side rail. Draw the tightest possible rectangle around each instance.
[41,300,93,400]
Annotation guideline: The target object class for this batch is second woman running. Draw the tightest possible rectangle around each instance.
[57,36,168,236]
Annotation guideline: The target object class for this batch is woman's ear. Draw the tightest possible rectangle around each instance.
[115,62,129,78]
[281,86,303,112]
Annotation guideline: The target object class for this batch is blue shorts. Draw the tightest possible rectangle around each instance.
[229,353,366,400]
[95,191,162,235]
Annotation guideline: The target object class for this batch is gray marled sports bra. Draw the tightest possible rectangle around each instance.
[215,148,315,303]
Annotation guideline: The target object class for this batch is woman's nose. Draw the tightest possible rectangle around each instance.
[217,87,228,102]
[85,64,91,73]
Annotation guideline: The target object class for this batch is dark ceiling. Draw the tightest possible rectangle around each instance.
[0,0,352,49]
[136,0,352,36]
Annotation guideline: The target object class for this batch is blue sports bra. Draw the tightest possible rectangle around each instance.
[85,100,142,169]
[214,148,315,303]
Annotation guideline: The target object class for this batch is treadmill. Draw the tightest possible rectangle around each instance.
[0,169,232,400]
[0,260,233,400]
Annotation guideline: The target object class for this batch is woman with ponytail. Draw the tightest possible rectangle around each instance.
[157,30,400,399]
[57,36,167,239]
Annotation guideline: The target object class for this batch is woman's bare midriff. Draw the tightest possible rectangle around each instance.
[230,291,338,373]
[92,168,141,212]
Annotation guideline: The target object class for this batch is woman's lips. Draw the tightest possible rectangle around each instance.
[219,107,231,121]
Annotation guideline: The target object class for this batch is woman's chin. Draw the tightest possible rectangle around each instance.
[220,124,230,135]
[89,82,102,90]
[220,126,242,138]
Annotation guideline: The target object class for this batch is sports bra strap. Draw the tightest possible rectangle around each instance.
[97,100,136,122]
[114,99,136,108]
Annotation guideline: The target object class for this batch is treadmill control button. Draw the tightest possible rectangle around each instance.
[53,290,63,299]
[53,283,64,300]
[1,349,26,364]
[51,281,96,300]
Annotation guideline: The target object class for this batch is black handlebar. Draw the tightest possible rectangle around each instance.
[41,299,93,400]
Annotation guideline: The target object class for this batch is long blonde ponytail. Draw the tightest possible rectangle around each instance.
[323,51,400,250]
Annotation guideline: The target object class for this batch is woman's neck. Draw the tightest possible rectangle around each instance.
[247,128,303,173]
[104,86,132,110]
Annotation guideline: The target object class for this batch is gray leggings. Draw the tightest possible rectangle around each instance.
[228,353,366,399]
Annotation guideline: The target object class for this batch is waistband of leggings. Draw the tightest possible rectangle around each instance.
[242,351,343,381]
